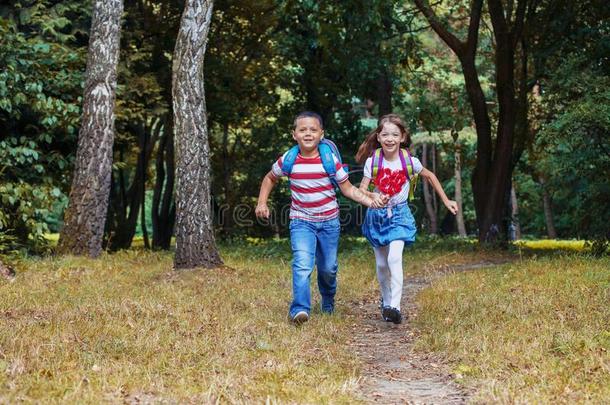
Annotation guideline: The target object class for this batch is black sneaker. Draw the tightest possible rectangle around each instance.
[386,307,402,324]
[381,305,392,322]
[379,299,390,321]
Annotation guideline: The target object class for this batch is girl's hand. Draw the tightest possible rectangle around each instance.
[255,202,270,219]
[371,193,387,208]
[445,200,459,215]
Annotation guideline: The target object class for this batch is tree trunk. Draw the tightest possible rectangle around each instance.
[107,120,159,251]
[377,67,392,116]
[141,183,150,249]
[510,183,521,240]
[108,124,146,250]
[538,174,557,239]
[172,0,222,269]
[414,0,531,244]
[452,131,467,237]
[221,122,234,235]
[152,118,175,250]
[58,0,124,257]
[422,143,438,234]
[431,143,438,214]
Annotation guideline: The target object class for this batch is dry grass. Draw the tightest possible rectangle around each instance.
[0,243,367,404]
[414,255,610,403]
[1,237,606,403]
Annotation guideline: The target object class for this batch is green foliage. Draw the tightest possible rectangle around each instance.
[0,1,87,252]
[523,2,610,239]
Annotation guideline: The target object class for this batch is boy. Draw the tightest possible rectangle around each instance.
[255,111,384,324]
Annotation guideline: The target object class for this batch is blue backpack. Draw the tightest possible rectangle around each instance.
[281,139,348,188]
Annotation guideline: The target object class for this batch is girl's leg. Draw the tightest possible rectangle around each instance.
[373,245,391,306]
[387,240,405,310]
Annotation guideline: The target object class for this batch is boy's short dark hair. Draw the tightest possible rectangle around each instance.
[293,111,324,129]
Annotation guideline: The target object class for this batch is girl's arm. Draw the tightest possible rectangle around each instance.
[255,171,279,219]
[419,168,459,215]
[357,177,379,198]
[338,179,385,208]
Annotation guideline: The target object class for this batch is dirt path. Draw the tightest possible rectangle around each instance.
[350,261,510,404]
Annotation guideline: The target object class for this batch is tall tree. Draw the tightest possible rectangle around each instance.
[452,129,468,237]
[58,0,124,257]
[421,142,439,234]
[172,0,221,269]
[413,0,536,243]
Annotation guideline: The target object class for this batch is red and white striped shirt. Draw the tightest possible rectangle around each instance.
[271,151,349,222]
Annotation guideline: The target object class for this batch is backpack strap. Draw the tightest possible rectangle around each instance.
[284,140,344,188]
[281,145,300,176]
[318,141,337,180]
[401,148,418,201]
[371,148,383,179]
[399,149,409,180]
[368,149,383,191]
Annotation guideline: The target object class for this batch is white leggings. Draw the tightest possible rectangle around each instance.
[373,240,405,310]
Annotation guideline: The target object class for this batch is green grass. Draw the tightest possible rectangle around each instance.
[515,239,587,252]
[1,238,607,403]
[414,255,610,403]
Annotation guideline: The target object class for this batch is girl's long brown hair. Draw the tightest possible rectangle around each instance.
[355,114,411,164]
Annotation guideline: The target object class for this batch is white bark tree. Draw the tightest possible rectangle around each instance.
[58,0,124,257]
[172,0,222,269]
[452,130,468,237]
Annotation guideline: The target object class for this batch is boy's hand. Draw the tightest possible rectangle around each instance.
[445,200,459,215]
[370,193,388,208]
[255,202,270,219]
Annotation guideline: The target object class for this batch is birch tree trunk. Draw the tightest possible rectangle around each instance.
[58,0,123,257]
[172,0,222,269]
[510,183,521,240]
[538,174,557,239]
[452,131,467,237]
[422,143,438,234]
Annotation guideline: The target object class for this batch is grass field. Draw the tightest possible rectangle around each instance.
[1,237,608,403]
[415,255,610,403]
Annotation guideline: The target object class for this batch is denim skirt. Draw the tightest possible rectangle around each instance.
[362,203,417,248]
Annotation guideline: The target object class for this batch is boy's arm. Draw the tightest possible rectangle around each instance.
[358,177,389,205]
[419,168,458,215]
[339,179,386,207]
[358,177,381,198]
[255,171,279,219]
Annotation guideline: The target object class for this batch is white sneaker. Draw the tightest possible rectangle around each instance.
[292,311,309,325]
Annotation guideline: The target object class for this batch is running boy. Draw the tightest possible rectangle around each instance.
[255,111,385,324]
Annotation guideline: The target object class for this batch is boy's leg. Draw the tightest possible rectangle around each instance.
[387,240,405,309]
[315,218,340,313]
[289,219,317,318]
[373,245,391,306]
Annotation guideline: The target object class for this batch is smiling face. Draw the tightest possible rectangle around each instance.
[292,117,324,157]
[377,122,405,156]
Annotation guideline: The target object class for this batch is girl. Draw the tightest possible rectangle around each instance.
[356,114,458,324]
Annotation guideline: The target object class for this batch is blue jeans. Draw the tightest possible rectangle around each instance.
[289,218,340,317]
